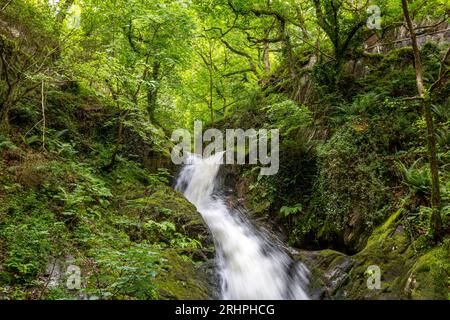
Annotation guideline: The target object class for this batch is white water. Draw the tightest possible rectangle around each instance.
[175,153,310,300]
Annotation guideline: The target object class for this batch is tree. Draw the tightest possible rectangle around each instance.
[120,0,194,124]
[0,0,62,131]
[401,0,449,242]
[195,37,216,124]
[312,0,368,82]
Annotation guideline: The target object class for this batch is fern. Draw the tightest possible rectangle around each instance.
[0,135,20,153]
[396,160,431,195]
[280,204,303,217]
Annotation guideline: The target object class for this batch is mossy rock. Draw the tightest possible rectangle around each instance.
[299,209,449,300]
[294,249,355,299]
[154,250,218,300]
[113,185,218,299]
[408,245,449,300]
[150,187,210,239]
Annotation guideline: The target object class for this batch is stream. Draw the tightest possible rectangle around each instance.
[175,153,310,300]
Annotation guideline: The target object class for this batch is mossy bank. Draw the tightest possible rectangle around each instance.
[297,208,449,300]
[0,89,217,299]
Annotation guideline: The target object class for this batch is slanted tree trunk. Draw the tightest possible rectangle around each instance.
[402,0,442,241]
[0,104,10,132]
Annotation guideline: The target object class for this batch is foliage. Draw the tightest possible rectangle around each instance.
[90,244,161,299]
[0,0,449,301]
[280,204,303,218]
[397,160,431,196]
[0,211,68,280]
[265,98,312,135]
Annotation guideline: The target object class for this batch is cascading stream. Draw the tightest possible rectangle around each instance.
[175,153,310,300]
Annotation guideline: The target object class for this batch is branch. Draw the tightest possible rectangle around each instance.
[401,95,424,101]
[0,0,13,12]
[246,35,284,44]
[131,54,150,104]
[196,49,212,70]
[381,22,406,39]
[204,13,239,37]
[126,19,140,54]
[312,0,333,36]
[341,20,366,56]
[9,82,41,107]
[220,39,258,75]
[227,0,285,22]
[429,46,450,94]
[414,15,448,32]
[291,33,335,60]
[41,80,46,150]
[222,68,255,77]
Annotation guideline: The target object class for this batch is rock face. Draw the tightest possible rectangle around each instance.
[364,22,450,53]
[296,209,450,300]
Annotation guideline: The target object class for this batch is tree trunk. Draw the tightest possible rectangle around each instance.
[105,112,125,172]
[0,85,18,133]
[280,19,296,80]
[402,0,442,241]
[207,45,214,125]
[263,40,271,73]
[424,100,443,240]
[208,65,214,125]
[147,61,160,123]
[0,103,10,132]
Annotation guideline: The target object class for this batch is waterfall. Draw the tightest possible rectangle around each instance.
[175,153,310,300]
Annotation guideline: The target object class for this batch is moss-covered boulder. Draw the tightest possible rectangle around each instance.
[112,185,218,299]
[154,249,218,300]
[135,187,218,299]
[298,209,449,300]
